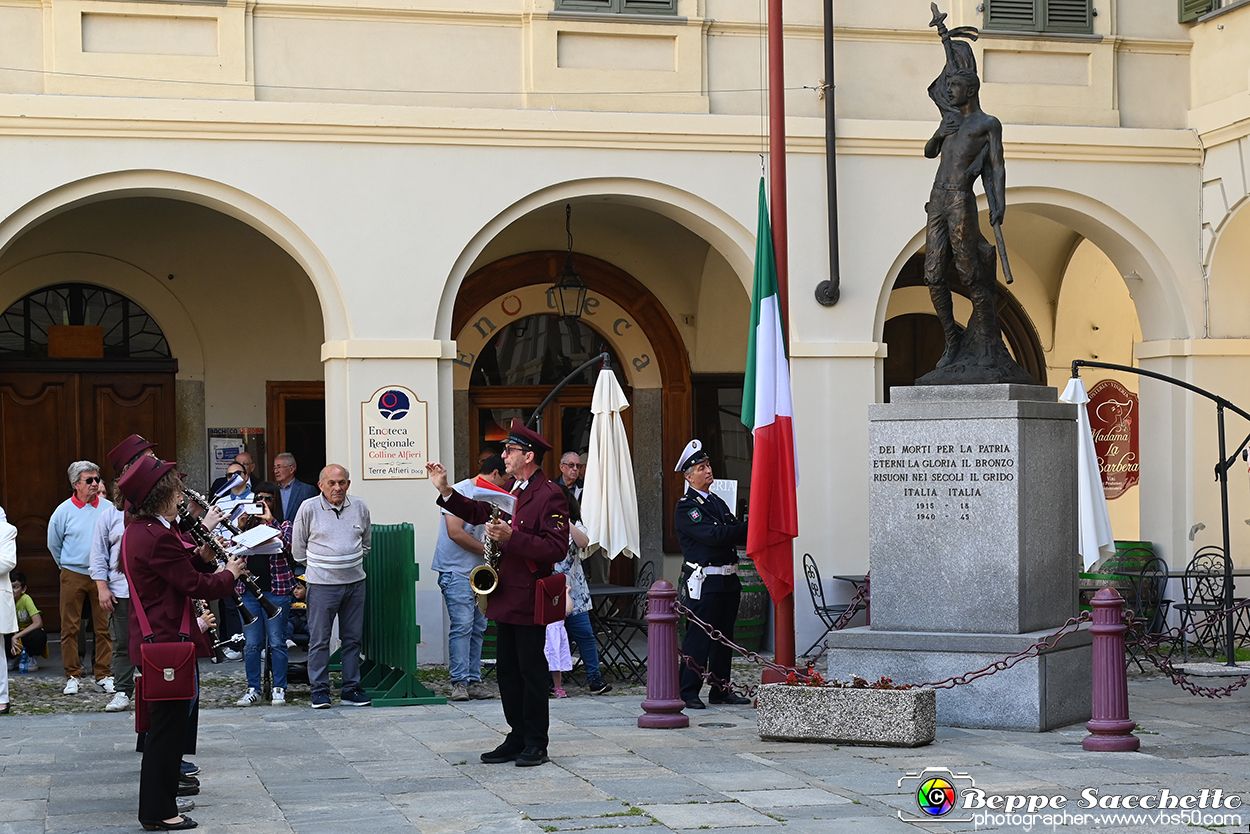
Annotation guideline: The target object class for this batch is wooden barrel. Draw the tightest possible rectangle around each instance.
[735,557,770,651]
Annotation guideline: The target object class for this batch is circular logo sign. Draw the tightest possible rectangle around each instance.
[377,389,410,421]
[916,776,956,817]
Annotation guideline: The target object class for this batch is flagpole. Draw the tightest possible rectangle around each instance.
[765,0,797,680]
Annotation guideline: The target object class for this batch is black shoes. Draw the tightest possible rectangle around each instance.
[587,679,613,695]
[176,775,199,797]
[684,697,706,710]
[709,694,752,706]
[481,743,523,764]
[340,687,371,707]
[515,747,550,767]
[140,816,197,831]
[482,743,549,766]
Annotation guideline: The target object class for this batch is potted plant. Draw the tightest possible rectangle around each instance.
[756,672,936,747]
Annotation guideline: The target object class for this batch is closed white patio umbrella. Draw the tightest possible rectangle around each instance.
[1060,377,1117,569]
[581,367,640,561]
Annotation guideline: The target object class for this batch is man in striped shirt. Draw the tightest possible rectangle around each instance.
[291,464,371,709]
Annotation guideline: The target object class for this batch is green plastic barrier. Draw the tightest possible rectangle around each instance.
[334,522,446,706]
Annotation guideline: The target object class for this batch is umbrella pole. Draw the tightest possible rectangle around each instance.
[527,351,612,430]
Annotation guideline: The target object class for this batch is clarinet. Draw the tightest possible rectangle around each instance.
[183,486,243,536]
[178,500,282,621]
[195,599,229,664]
[175,501,259,627]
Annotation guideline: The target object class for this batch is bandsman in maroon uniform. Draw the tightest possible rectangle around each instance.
[118,456,244,831]
[427,418,569,767]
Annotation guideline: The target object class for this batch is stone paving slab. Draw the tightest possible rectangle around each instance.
[641,802,783,829]
[1,675,1248,832]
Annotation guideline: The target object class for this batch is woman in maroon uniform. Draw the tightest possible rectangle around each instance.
[118,457,244,831]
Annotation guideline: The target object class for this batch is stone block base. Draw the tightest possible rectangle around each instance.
[824,626,1092,732]
[756,683,936,747]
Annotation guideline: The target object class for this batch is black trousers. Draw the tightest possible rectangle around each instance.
[139,698,192,822]
[679,584,740,702]
[495,622,549,752]
[5,629,48,659]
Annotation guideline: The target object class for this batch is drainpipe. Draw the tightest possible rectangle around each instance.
[815,0,841,307]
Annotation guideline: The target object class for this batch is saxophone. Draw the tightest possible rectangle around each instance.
[468,506,501,614]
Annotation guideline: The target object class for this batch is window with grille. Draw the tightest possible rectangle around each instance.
[984,0,1094,34]
[554,0,677,15]
[0,284,171,360]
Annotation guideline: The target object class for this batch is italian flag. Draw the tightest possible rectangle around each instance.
[741,178,799,601]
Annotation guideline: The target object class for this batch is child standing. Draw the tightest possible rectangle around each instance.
[545,616,572,698]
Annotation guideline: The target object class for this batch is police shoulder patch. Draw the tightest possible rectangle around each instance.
[688,508,702,521]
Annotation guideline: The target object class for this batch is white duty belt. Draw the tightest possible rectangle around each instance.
[683,562,738,600]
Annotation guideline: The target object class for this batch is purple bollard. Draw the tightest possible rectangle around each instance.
[638,579,689,729]
[1083,587,1140,752]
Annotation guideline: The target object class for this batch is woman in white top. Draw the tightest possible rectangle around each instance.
[0,505,20,714]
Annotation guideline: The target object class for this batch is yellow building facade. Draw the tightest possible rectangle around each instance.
[0,0,1246,656]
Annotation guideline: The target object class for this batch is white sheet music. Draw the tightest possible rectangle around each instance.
[230,524,280,550]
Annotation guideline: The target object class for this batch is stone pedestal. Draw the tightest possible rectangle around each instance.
[826,384,1092,731]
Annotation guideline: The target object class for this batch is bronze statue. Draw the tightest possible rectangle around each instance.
[917,3,1031,386]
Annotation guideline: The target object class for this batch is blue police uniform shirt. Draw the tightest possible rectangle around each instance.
[674,488,747,585]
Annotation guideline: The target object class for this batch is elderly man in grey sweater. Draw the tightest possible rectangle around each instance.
[291,464,372,709]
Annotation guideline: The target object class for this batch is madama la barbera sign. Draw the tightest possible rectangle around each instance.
[1087,379,1139,500]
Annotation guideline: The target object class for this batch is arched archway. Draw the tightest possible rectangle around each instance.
[435,177,756,342]
[0,252,205,377]
[882,253,1047,396]
[1206,196,1250,339]
[873,186,1192,346]
[0,184,332,624]
[0,169,348,342]
[455,251,691,554]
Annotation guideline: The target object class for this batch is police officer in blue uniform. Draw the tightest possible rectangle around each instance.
[675,440,751,709]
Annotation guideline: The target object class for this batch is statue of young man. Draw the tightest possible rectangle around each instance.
[918,3,1031,385]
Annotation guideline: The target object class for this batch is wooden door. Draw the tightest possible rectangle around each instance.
[266,381,326,487]
[0,370,176,630]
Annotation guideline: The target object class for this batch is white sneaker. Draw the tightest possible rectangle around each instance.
[236,688,262,706]
[63,677,81,695]
[95,676,115,694]
[271,687,286,706]
[285,639,297,649]
[24,656,37,671]
[105,691,131,712]
[223,648,243,661]
[177,797,195,814]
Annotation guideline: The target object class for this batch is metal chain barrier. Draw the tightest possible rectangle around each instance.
[1122,598,1250,698]
[673,599,798,699]
[676,589,1250,698]
[908,612,1091,689]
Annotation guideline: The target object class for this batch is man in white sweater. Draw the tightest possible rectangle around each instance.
[292,464,371,710]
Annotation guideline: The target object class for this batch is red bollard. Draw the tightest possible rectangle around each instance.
[638,579,689,729]
[1083,587,1140,752]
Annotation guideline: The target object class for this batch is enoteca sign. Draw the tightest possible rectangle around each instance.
[361,386,428,480]
[1086,379,1139,499]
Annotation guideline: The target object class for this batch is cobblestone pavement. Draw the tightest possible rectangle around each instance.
[3,642,1248,834]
